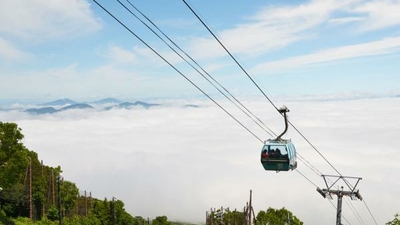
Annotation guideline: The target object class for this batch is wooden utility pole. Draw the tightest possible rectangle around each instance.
[205,190,256,225]
[51,171,55,205]
[41,160,45,218]
[89,192,92,213]
[248,190,252,225]
[85,190,88,217]
[112,197,116,225]
[57,175,62,225]
[29,157,32,220]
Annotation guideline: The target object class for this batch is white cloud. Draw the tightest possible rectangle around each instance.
[0,37,30,61]
[185,0,400,63]
[350,0,400,31]
[0,0,102,40]
[105,45,138,64]
[187,0,358,59]
[3,97,399,224]
[252,36,400,73]
[328,16,364,25]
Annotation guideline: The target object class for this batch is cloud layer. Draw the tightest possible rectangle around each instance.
[2,97,399,224]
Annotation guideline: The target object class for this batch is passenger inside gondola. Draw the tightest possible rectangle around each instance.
[275,148,281,158]
[269,149,275,158]
[266,146,288,159]
[261,149,268,160]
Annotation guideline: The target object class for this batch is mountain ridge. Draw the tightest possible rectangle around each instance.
[24,98,165,114]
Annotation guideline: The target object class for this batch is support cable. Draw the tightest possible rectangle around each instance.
[182,0,344,178]
[181,0,278,111]
[344,197,366,225]
[121,0,276,137]
[181,2,380,224]
[363,200,378,225]
[96,2,377,224]
[297,153,323,177]
[92,0,263,143]
[295,169,318,188]
[95,5,334,222]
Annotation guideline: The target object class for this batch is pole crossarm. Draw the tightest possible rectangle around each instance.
[316,174,363,225]
[321,175,362,192]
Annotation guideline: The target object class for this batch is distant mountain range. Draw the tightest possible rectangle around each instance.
[112,101,160,109]
[89,98,122,105]
[39,98,77,106]
[21,98,177,115]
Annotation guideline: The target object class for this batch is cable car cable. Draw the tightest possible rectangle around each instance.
[296,153,323,177]
[121,0,276,138]
[363,200,378,225]
[92,0,264,143]
[181,0,279,112]
[345,197,366,225]
[96,2,326,213]
[295,169,318,188]
[95,2,378,224]
[181,2,379,224]
[181,0,345,177]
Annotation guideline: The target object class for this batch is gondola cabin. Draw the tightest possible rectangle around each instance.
[260,139,297,172]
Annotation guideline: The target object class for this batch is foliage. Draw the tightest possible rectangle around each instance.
[387,213,400,225]
[152,215,172,225]
[133,216,146,225]
[0,122,136,224]
[207,208,245,225]
[60,181,79,217]
[45,206,58,221]
[0,122,306,225]
[0,209,15,225]
[256,207,303,225]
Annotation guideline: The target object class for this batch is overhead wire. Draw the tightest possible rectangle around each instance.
[180,1,378,224]
[181,0,279,112]
[118,0,276,138]
[295,169,318,188]
[92,0,263,143]
[363,199,379,225]
[93,1,377,224]
[344,197,366,225]
[181,0,343,177]
[119,0,327,195]
[98,1,325,215]
[114,4,337,219]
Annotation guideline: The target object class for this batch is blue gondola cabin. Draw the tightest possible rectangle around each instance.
[260,139,297,172]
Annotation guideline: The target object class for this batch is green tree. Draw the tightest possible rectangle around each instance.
[113,199,134,225]
[256,207,303,225]
[152,215,172,225]
[387,213,400,225]
[60,181,79,217]
[0,122,30,218]
[93,198,111,225]
[46,205,59,221]
[0,122,136,223]
[133,216,146,225]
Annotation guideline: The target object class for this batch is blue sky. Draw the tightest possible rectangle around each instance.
[1,1,400,224]
[1,0,400,102]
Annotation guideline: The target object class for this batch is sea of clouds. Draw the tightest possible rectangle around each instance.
[1,96,399,224]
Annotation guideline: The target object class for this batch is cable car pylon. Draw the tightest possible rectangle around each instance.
[316,175,363,225]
